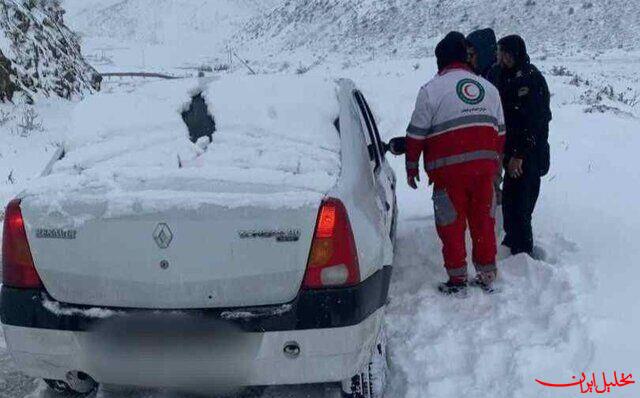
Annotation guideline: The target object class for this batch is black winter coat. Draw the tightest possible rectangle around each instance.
[494,62,552,176]
[466,28,497,78]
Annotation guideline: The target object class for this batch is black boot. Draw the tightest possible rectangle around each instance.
[438,280,468,297]
[469,274,496,294]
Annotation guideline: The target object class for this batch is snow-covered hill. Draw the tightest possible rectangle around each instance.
[64,0,279,46]
[61,0,281,71]
[237,0,640,60]
[0,0,100,102]
[58,0,640,74]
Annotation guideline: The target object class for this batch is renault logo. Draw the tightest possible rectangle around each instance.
[153,223,173,249]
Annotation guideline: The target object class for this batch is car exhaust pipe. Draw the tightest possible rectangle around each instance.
[65,371,98,394]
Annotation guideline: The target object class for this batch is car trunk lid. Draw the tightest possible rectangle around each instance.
[22,195,319,309]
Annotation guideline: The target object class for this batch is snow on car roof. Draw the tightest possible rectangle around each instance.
[23,75,341,215]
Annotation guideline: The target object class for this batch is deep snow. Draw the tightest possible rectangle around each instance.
[1,2,640,396]
[1,54,638,398]
[19,75,341,224]
[337,57,640,398]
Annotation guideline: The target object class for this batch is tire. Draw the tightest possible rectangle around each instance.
[341,322,389,398]
[324,385,346,398]
[44,375,98,396]
[44,379,74,394]
[369,322,389,397]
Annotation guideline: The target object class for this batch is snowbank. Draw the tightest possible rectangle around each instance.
[387,223,591,398]
[21,75,341,217]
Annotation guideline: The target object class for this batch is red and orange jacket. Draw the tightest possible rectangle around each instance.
[406,63,505,185]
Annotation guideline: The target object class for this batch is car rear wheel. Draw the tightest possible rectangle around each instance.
[341,322,388,398]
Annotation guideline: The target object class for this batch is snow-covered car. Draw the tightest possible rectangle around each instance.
[0,76,397,397]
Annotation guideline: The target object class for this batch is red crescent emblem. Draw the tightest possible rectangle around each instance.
[463,83,476,98]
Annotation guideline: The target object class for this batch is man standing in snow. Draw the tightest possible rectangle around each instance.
[494,35,551,257]
[467,28,504,209]
[405,32,506,295]
[466,28,500,84]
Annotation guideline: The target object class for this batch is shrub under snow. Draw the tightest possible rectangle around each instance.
[0,0,100,102]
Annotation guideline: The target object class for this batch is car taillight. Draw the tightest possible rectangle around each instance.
[2,199,42,288]
[303,198,360,289]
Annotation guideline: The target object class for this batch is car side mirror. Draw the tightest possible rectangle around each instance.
[385,137,406,156]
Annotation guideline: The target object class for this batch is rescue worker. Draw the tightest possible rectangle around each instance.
[494,35,552,256]
[466,28,499,83]
[406,32,506,294]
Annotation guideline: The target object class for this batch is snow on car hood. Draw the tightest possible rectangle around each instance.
[22,75,341,219]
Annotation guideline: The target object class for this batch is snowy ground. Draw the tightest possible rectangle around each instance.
[1,52,639,397]
[345,57,640,398]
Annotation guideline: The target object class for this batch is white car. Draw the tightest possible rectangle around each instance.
[1,76,397,397]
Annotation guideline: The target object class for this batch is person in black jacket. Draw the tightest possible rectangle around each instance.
[466,29,504,209]
[494,35,552,256]
[466,28,500,84]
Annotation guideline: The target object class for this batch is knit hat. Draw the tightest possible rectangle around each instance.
[435,31,468,72]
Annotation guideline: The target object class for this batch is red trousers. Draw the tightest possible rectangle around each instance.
[432,173,497,280]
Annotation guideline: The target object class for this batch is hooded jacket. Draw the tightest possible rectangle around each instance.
[466,28,497,78]
[498,35,530,67]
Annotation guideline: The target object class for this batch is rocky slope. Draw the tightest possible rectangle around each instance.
[236,0,640,59]
[0,0,100,102]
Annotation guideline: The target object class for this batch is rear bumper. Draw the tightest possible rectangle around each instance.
[0,267,391,387]
[3,309,384,387]
[0,266,391,332]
